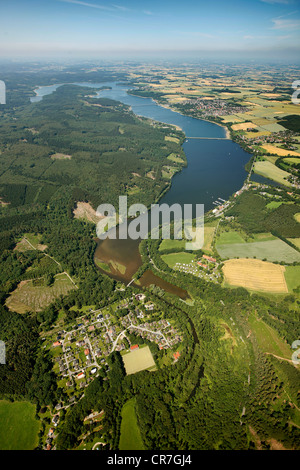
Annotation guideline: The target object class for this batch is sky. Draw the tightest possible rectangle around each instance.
[0,0,299,61]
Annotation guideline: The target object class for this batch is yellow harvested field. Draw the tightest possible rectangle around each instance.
[165,95,188,103]
[122,346,156,375]
[261,93,282,98]
[221,115,245,123]
[245,131,271,138]
[232,122,258,131]
[261,144,300,157]
[243,101,260,106]
[222,258,288,293]
[197,96,216,100]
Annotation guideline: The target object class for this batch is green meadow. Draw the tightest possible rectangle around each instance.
[0,400,40,450]
[266,201,283,210]
[119,398,144,450]
[216,230,245,245]
[253,160,292,187]
[284,265,300,292]
[159,238,186,251]
[248,313,292,359]
[161,252,196,268]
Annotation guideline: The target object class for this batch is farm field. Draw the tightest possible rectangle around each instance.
[216,238,300,263]
[122,346,156,375]
[261,144,300,157]
[221,115,245,123]
[216,230,245,245]
[222,258,288,293]
[119,398,144,450]
[288,238,300,250]
[283,157,300,165]
[262,155,278,165]
[5,273,75,313]
[245,130,271,138]
[253,160,292,186]
[284,265,300,292]
[231,122,257,131]
[0,400,40,450]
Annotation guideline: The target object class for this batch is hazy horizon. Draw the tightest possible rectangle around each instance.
[0,0,299,62]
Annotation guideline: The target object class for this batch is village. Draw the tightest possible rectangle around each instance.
[236,129,299,150]
[46,294,183,402]
[182,97,249,119]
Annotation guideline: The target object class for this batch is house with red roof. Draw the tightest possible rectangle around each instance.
[202,255,217,263]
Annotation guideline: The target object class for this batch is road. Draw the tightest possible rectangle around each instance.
[24,236,78,288]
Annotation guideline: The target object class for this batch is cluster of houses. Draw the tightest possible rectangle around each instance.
[182,98,249,118]
[238,129,299,147]
[51,311,121,388]
[49,295,183,395]
[123,315,182,351]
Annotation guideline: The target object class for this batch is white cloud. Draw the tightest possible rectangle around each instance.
[58,0,114,10]
[179,31,214,39]
[112,4,130,11]
[260,0,292,4]
[271,18,300,29]
[243,34,267,39]
[58,1,154,17]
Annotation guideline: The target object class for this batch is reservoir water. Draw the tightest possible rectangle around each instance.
[32,81,251,210]
[31,81,252,296]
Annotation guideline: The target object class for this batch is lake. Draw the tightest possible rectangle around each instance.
[31,81,252,297]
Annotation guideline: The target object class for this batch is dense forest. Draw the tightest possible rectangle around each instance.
[0,85,186,211]
[225,190,300,238]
